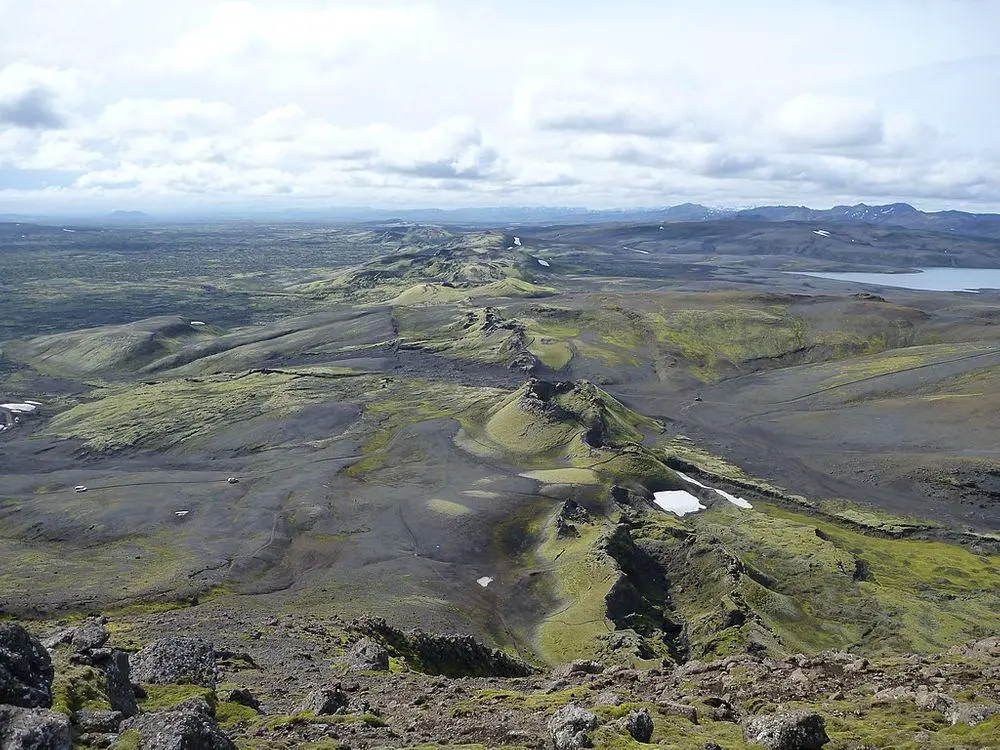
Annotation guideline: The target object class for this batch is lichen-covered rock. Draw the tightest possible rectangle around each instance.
[70,621,109,654]
[945,702,1000,727]
[0,623,54,708]
[915,688,956,714]
[129,636,217,688]
[99,650,138,718]
[70,709,122,733]
[0,705,71,750]
[344,637,389,672]
[873,684,919,704]
[120,700,235,750]
[742,711,829,750]
[590,691,623,707]
[618,708,653,743]
[548,704,599,750]
[656,697,698,724]
[297,687,349,716]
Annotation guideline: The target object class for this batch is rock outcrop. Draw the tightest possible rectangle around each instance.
[296,687,349,716]
[548,704,599,750]
[618,708,654,743]
[742,711,830,750]
[0,705,71,750]
[121,699,235,750]
[354,618,535,678]
[129,636,217,688]
[0,623,54,709]
[100,651,138,718]
[70,622,109,655]
[343,637,390,672]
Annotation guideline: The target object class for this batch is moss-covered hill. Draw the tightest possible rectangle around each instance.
[295,229,553,305]
[457,379,680,490]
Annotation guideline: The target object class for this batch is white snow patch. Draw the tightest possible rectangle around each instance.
[633,249,650,255]
[61,228,76,233]
[190,321,206,326]
[513,236,521,246]
[477,576,494,588]
[1,403,37,413]
[813,230,831,237]
[653,490,705,517]
[175,510,190,517]
[676,471,753,509]
[537,258,551,267]
[658,226,664,230]
[24,400,42,406]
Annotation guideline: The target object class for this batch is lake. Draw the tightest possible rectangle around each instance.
[790,267,1000,292]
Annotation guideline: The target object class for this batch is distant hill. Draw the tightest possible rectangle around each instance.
[5,201,1000,238]
[107,210,152,222]
[733,202,1000,238]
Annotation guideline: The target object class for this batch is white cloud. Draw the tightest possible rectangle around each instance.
[97,98,236,135]
[771,94,885,150]
[376,117,501,179]
[151,1,437,91]
[0,62,95,129]
[1,1,999,211]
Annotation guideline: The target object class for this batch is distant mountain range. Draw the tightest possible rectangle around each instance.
[730,202,1000,238]
[3,202,1000,238]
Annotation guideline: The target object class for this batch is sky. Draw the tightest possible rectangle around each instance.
[1,0,999,214]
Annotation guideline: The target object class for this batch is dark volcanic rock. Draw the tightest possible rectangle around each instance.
[222,687,260,712]
[618,708,653,743]
[70,709,122,733]
[121,700,235,750]
[70,621,109,654]
[297,687,349,716]
[344,637,390,672]
[129,636,217,688]
[0,623,54,708]
[355,618,535,677]
[99,650,138,717]
[0,705,71,750]
[548,704,599,750]
[742,711,829,750]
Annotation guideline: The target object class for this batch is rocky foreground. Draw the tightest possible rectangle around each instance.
[2,614,999,750]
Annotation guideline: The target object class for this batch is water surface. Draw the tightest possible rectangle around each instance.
[791,267,1000,292]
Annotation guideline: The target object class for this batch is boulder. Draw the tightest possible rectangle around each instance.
[566,660,604,676]
[221,687,260,712]
[70,622,109,654]
[656,696,698,724]
[548,704,599,750]
[0,705,71,750]
[915,688,956,714]
[129,637,217,688]
[0,623,54,708]
[344,638,389,672]
[742,711,829,750]
[590,691,623,707]
[121,701,235,750]
[618,708,653,743]
[99,650,138,717]
[297,687,349,716]
[70,709,122,734]
[945,703,1000,727]
[873,685,916,704]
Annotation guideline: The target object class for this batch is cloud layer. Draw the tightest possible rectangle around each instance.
[1,0,999,212]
